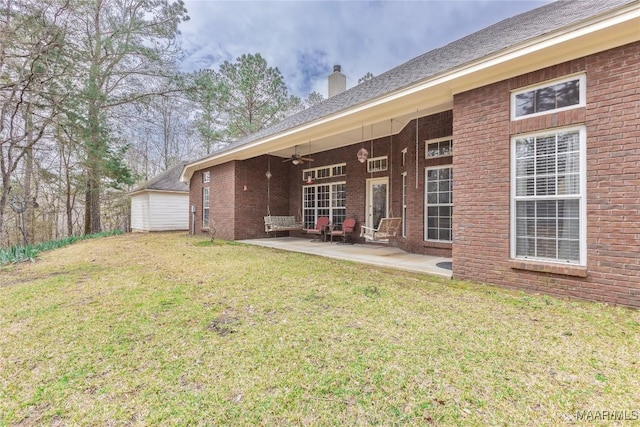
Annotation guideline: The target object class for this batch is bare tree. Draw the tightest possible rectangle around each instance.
[0,0,70,245]
[63,0,188,234]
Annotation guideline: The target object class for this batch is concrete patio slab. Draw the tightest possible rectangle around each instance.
[241,237,453,278]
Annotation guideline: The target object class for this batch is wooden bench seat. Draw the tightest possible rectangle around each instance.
[264,216,303,234]
[360,217,402,241]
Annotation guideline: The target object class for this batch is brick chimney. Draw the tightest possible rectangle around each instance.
[328,65,346,97]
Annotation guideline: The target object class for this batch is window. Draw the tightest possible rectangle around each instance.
[302,163,346,181]
[303,182,346,228]
[202,187,210,227]
[332,164,346,176]
[401,148,407,167]
[511,74,585,120]
[203,171,210,183]
[402,173,407,237]
[425,166,452,242]
[316,168,330,179]
[426,137,453,158]
[511,126,585,264]
[367,156,388,173]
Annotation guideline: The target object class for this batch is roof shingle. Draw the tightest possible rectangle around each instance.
[196,0,635,160]
[132,163,189,193]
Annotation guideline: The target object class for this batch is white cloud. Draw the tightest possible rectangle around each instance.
[178,0,550,98]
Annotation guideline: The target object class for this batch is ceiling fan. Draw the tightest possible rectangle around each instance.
[282,146,314,165]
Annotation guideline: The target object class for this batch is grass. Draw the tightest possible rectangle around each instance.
[0,230,123,265]
[1,232,638,426]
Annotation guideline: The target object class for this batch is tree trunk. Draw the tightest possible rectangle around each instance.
[0,172,11,247]
[23,104,33,245]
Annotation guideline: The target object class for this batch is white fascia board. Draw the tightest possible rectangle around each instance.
[181,3,640,182]
[129,189,188,197]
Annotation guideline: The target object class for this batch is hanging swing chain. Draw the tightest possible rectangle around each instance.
[389,118,394,217]
[266,155,271,217]
[415,112,419,189]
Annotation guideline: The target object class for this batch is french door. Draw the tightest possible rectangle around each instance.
[365,177,388,229]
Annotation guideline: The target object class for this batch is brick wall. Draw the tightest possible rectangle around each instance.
[453,41,640,307]
[189,168,214,235]
[395,111,453,257]
[189,156,292,240]
[280,112,452,256]
[234,155,290,240]
[188,162,237,239]
[189,113,454,257]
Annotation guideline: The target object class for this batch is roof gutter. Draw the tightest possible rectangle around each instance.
[128,189,189,197]
[181,2,639,182]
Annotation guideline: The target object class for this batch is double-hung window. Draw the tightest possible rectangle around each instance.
[402,172,407,237]
[202,187,210,227]
[511,127,585,264]
[425,166,453,242]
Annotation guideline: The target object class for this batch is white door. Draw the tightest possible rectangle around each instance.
[366,177,389,229]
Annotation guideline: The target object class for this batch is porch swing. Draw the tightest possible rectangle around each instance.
[263,154,304,235]
[360,119,403,242]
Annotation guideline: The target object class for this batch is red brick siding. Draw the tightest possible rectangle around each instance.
[453,41,640,307]
[209,162,236,239]
[280,114,452,257]
[234,156,291,239]
[287,143,384,234]
[189,168,220,235]
[394,111,453,257]
[189,112,454,257]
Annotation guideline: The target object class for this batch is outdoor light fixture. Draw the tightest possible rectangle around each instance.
[265,170,272,179]
[357,147,369,163]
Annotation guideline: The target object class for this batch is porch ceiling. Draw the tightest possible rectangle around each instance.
[181,3,639,181]
[268,102,452,160]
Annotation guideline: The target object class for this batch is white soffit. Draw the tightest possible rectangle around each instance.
[181,4,640,182]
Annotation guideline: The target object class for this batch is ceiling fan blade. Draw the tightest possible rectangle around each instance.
[282,158,292,162]
[300,157,314,162]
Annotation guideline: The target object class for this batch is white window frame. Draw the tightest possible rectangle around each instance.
[425,136,453,158]
[367,156,388,173]
[203,171,210,183]
[401,148,407,167]
[202,187,210,228]
[424,166,453,243]
[402,172,407,237]
[302,181,346,228]
[511,74,586,121]
[510,125,587,265]
[302,163,346,181]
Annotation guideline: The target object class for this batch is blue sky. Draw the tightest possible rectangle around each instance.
[178,1,551,99]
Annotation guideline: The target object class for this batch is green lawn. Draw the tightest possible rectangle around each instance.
[1,233,638,426]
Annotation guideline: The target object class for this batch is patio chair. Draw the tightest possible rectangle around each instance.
[304,216,330,241]
[330,218,357,244]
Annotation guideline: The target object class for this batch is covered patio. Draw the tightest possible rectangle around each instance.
[241,237,453,278]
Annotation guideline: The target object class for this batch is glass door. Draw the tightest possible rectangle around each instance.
[366,177,388,229]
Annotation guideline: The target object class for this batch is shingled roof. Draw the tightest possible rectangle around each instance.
[131,163,189,194]
[191,0,636,162]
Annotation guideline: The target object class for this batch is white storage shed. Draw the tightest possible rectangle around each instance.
[129,163,189,232]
